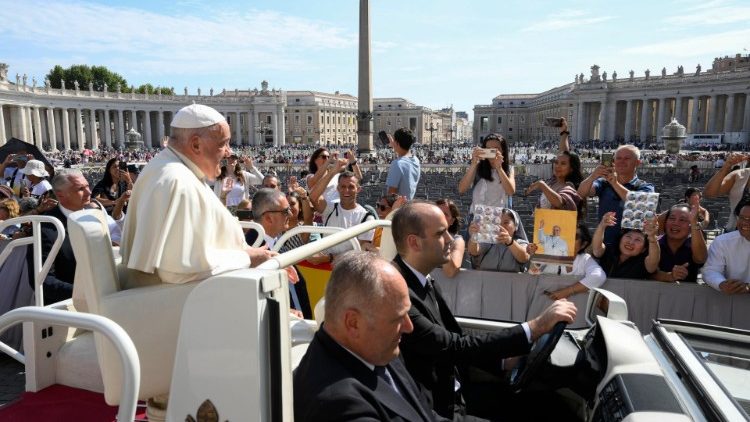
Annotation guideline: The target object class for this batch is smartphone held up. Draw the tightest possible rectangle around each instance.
[600,152,614,167]
[479,148,497,159]
[544,117,563,127]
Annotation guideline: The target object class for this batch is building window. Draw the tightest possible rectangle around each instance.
[266,116,272,124]
[480,116,489,132]
[307,115,312,125]
[497,116,502,124]
[508,127,513,131]
[294,115,300,124]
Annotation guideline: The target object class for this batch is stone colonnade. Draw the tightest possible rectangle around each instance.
[575,92,750,142]
[0,103,287,151]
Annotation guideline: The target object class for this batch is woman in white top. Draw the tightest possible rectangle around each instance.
[528,222,606,300]
[458,133,515,212]
[704,153,750,231]
[214,164,247,207]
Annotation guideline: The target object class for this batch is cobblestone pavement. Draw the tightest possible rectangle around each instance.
[0,354,24,406]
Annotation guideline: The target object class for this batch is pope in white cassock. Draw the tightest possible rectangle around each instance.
[120,104,275,285]
[538,220,569,257]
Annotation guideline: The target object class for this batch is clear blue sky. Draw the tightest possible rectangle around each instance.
[1,0,748,119]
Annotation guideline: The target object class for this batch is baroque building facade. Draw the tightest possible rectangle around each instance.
[0,62,470,150]
[474,54,750,145]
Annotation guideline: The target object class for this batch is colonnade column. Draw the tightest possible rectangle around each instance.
[724,95,735,132]
[690,97,700,133]
[61,108,71,150]
[117,109,125,149]
[271,113,279,146]
[46,107,57,151]
[103,110,112,148]
[132,110,139,133]
[26,107,34,143]
[575,101,583,141]
[250,111,255,145]
[32,106,43,149]
[624,100,633,142]
[708,95,718,133]
[639,100,650,141]
[674,97,683,122]
[744,94,750,132]
[597,101,606,141]
[254,112,262,145]
[157,111,165,143]
[654,98,665,135]
[144,111,152,148]
[75,108,85,150]
[0,105,6,146]
[234,112,242,146]
[277,106,285,146]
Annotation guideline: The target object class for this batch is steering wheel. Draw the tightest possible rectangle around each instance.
[509,321,567,392]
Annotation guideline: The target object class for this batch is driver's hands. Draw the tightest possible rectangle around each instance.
[527,299,577,342]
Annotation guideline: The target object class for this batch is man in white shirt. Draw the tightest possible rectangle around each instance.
[702,200,750,294]
[120,104,275,285]
[310,160,376,259]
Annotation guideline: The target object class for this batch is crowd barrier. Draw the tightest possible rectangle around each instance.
[432,269,750,335]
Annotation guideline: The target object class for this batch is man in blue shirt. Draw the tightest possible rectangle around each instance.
[577,145,654,246]
[386,128,421,200]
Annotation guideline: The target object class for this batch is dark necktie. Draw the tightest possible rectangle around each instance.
[374,366,400,395]
[424,276,444,324]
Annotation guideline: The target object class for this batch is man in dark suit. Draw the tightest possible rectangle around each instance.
[391,202,577,420]
[294,251,448,422]
[29,169,127,304]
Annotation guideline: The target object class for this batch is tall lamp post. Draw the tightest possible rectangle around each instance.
[426,123,437,152]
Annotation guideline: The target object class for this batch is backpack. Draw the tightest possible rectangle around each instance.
[323,202,378,227]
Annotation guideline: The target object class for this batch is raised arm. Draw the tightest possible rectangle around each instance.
[643,218,660,274]
[558,118,570,152]
[593,212,615,258]
[309,159,347,213]
[577,165,609,198]
[703,153,746,198]
[458,148,482,194]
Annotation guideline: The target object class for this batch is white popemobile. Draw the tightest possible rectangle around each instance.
[0,211,749,421]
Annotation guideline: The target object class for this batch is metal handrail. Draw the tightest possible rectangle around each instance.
[0,307,140,422]
[239,221,265,247]
[0,215,66,307]
[258,219,390,271]
[272,225,359,253]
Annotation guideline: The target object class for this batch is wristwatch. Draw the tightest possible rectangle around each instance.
[692,221,704,230]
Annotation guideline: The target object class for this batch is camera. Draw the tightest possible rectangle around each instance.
[377,131,390,146]
[479,148,497,159]
[236,210,253,221]
[119,161,128,171]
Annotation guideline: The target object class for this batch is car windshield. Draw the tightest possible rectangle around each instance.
[683,332,750,405]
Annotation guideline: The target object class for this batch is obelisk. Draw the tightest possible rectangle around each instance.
[357,0,374,155]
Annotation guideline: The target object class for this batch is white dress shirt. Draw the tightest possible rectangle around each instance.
[702,231,750,290]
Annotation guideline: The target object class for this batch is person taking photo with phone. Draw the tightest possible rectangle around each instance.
[458,133,515,214]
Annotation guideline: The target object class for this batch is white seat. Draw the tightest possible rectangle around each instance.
[66,209,200,405]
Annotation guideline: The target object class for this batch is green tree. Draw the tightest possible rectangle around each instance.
[46,64,128,91]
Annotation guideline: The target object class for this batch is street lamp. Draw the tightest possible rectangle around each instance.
[426,123,437,152]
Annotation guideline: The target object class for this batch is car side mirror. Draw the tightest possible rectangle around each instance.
[585,288,628,326]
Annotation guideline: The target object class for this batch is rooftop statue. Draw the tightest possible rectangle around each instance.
[629,70,634,81]
[677,65,684,76]
[0,63,7,81]
[32,77,37,89]
[210,88,214,96]
[661,67,667,78]
[695,64,701,75]
[612,70,617,81]
[602,71,607,81]
[644,69,650,80]
[590,64,601,82]
[74,80,79,90]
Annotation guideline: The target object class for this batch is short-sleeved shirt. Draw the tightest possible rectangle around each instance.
[321,202,375,255]
[594,175,654,246]
[658,235,701,283]
[386,155,421,199]
[29,179,52,197]
[597,247,651,279]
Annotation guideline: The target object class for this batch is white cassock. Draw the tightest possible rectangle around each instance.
[538,228,569,257]
[120,147,250,284]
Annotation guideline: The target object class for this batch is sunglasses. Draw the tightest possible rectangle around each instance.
[264,207,291,216]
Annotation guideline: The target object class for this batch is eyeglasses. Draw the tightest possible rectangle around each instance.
[377,203,391,211]
[264,207,291,216]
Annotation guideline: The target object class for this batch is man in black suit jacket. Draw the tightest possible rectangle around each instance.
[29,169,127,304]
[391,202,577,420]
[294,251,448,422]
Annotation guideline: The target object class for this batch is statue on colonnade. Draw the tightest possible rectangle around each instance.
[74,80,80,91]
[644,69,650,80]
[661,67,666,78]
[32,77,37,89]
[210,88,213,96]
[0,63,7,81]
[602,71,607,81]
[629,70,634,81]
[612,70,617,81]
[695,64,701,75]
[22,74,27,87]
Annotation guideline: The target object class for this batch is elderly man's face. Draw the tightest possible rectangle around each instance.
[263,177,280,190]
[553,226,561,236]
[56,174,91,211]
[355,265,413,366]
[614,149,639,175]
[194,122,232,180]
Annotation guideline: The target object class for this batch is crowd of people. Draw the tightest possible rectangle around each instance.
[1,104,749,420]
